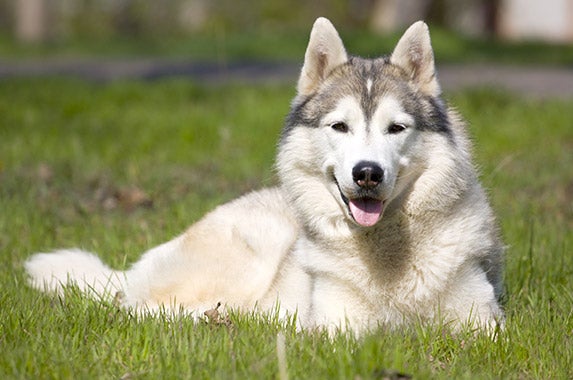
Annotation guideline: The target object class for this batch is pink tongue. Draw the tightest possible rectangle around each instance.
[349,198,383,227]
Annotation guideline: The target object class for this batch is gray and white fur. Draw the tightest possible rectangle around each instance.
[25,18,504,334]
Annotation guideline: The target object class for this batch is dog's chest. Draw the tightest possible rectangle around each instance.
[299,213,452,327]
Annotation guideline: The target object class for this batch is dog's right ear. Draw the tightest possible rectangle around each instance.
[297,17,348,96]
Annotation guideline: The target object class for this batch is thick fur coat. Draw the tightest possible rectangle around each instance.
[25,18,504,334]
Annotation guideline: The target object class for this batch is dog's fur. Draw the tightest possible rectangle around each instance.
[25,18,504,334]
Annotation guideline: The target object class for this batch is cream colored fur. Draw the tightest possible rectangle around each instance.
[25,18,504,334]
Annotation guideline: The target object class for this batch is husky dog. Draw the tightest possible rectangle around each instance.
[25,18,504,333]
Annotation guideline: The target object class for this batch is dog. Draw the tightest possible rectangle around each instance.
[25,18,504,334]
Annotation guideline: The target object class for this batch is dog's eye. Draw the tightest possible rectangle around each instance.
[331,122,349,133]
[387,123,407,134]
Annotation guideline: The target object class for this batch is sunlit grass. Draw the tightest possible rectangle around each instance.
[0,79,571,378]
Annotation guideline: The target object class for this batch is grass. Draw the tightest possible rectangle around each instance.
[0,78,572,379]
[2,26,573,65]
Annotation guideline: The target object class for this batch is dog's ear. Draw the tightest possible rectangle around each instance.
[298,17,348,96]
[391,21,440,96]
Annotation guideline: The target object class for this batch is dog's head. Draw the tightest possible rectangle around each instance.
[278,18,452,230]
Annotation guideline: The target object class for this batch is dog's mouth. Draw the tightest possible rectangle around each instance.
[336,180,386,227]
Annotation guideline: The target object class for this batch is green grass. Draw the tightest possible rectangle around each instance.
[2,26,573,65]
[0,79,572,379]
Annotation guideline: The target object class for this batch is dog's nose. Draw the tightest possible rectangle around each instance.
[352,161,384,189]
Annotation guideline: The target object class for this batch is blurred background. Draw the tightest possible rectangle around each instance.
[6,0,573,43]
[4,0,573,54]
[1,0,572,96]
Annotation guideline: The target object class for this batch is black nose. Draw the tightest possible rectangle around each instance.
[352,161,384,189]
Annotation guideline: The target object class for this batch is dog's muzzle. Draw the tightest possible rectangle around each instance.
[334,161,386,227]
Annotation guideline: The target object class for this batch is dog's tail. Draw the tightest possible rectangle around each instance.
[24,249,126,299]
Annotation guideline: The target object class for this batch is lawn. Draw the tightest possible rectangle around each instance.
[0,78,571,379]
[3,26,573,66]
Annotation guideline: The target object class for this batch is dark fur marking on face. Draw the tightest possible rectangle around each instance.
[281,93,319,142]
[282,57,451,141]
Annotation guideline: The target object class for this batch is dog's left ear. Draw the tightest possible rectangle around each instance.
[391,21,440,96]
[298,17,348,96]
